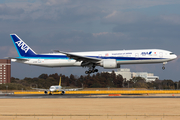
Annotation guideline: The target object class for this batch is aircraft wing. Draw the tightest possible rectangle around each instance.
[53,50,101,62]
[63,88,83,91]
[31,88,48,91]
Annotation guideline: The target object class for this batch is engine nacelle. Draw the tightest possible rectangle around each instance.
[61,91,65,95]
[101,59,119,69]
[44,90,48,94]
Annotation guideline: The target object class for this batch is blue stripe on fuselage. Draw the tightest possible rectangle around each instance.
[16,54,165,61]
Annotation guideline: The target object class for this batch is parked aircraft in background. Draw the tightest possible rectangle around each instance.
[44,77,83,95]
[10,34,177,74]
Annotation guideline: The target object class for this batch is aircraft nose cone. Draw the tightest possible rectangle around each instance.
[175,54,177,59]
[173,54,177,60]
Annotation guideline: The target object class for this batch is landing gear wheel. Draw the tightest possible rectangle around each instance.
[85,71,89,74]
[95,69,98,72]
[85,69,98,74]
[162,66,165,70]
[88,70,92,74]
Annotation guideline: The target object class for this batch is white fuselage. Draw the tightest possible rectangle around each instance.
[13,49,177,68]
[49,85,62,92]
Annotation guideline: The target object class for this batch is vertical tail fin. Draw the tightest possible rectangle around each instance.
[10,34,36,57]
[59,77,61,86]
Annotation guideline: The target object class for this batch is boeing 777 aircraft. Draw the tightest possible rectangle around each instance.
[10,34,177,74]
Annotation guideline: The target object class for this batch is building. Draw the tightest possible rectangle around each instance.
[115,68,131,81]
[108,68,159,82]
[0,59,11,84]
[132,72,159,82]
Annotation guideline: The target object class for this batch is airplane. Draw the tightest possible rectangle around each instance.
[9,34,177,74]
[44,77,83,95]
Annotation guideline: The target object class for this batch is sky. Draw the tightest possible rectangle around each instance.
[0,0,180,80]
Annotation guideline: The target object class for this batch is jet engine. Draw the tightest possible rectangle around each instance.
[101,59,120,69]
[61,91,65,95]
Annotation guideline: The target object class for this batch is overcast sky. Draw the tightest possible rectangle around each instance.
[1,0,180,80]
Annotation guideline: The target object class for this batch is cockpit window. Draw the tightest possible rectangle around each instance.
[50,86,55,89]
[170,53,175,55]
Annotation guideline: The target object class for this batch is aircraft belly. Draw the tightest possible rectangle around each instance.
[24,59,81,67]
[117,59,169,64]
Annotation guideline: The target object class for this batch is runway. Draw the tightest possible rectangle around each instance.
[1,94,180,99]
[1,97,180,120]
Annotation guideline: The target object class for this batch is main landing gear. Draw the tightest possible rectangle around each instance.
[85,66,98,74]
[85,69,98,74]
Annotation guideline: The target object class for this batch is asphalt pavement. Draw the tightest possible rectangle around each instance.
[0,94,180,99]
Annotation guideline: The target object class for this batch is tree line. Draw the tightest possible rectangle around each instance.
[0,71,179,90]
[8,71,123,90]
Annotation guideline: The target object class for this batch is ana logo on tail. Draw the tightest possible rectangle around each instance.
[15,40,30,53]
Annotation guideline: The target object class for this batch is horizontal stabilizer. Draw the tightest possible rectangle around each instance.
[6,57,29,61]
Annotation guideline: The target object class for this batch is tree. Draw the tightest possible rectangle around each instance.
[38,74,48,79]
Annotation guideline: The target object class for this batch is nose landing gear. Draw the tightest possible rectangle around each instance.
[162,66,165,70]
[162,62,167,70]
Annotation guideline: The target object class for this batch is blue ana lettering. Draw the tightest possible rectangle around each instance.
[141,51,152,55]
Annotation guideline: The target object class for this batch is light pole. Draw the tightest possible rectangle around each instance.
[6,85,8,93]
[81,83,83,89]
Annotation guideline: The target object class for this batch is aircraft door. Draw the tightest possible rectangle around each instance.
[98,54,102,58]
[159,52,163,58]
[135,53,139,58]
[38,59,44,63]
